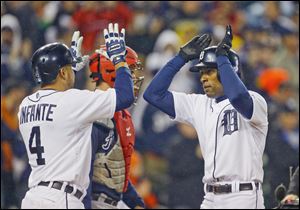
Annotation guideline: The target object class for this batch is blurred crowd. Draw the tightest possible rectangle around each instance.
[1,1,299,209]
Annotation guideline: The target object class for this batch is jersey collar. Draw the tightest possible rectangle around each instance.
[215,95,227,103]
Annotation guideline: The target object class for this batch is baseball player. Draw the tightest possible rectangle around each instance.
[82,45,145,209]
[18,23,135,209]
[143,25,268,209]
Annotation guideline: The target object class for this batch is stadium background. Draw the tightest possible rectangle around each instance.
[1,1,299,209]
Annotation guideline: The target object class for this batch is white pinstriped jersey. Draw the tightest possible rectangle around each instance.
[18,88,116,193]
[172,90,268,184]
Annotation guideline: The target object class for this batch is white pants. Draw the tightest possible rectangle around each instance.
[21,186,84,209]
[200,182,265,209]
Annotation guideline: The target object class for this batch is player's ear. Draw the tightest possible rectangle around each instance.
[58,67,66,81]
[59,66,71,81]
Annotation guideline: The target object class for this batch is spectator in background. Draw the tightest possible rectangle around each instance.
[134,29,181,154]
[263,1,297,35]
[1,79,30,134]
[146,29,180,76]
[1,121,18,208]
[130,151,159,209]
[3,1,43,50]
[257,68,289,97]
[259,67,298,209]
[126,2,167,55]
[257,68,298,119]
[1,79,31,208]
[0,1,299,209]
[48,2,78,43]
[1,26,35,87]
[1,26,14,83]
[1,13,22,82]
[272,29,299,88]
[18,39,36,87]
[134,29,199,181]
[166,123,204,209]
[72,1,133,53]
[1,6,36,87]
[265,103,299,208]
[148,28,198,93]
[240,39,278,92]
[282,166,299,203]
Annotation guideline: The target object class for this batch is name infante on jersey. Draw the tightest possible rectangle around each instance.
[18,88,117,192]
[19,103,57,124]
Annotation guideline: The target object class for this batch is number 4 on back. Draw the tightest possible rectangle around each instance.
[29,126,45,165]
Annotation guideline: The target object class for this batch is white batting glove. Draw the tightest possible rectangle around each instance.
[103,23,126,65]
[70,31,89,72]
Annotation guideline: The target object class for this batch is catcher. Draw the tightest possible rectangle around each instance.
[83,42,145,209]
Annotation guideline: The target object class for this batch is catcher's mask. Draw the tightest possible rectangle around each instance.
[89,46,144,103]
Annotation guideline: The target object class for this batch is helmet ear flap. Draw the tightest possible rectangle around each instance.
[33,67,42,84]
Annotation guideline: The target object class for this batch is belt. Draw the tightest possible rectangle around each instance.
[92,193,118,207]
[38,181,83,200]
[206,182,260,194]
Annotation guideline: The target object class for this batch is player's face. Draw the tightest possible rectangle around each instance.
[200,69,224,98]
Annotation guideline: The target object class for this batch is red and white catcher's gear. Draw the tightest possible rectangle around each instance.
[113,109,135,192]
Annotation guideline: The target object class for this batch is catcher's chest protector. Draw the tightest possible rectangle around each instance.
[114,110,136,192]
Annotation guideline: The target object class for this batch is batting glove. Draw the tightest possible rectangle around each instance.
[70,31,89,72]
[215,25,233,57]
[179,33,212,63]
[104,23,126,66]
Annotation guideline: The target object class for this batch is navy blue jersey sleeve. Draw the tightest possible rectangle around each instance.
[217,56,253,119]
[122,181,145,208]
[143,54,186,118]
[115,67,135,111]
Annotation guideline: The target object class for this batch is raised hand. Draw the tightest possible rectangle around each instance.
[215,25,233,57]
[70,31,89,72]
[104,23,126,66]
[179,33,212,62]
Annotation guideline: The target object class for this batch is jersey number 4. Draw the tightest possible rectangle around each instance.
[29,126,45,165]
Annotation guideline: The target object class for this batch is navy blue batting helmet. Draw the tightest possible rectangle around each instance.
[31,42,78,84]
[189,46,241,78]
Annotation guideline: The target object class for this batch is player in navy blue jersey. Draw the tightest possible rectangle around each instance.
[83,37,145,209]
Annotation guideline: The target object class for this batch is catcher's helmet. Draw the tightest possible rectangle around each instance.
[31,42,78,84]
[189,46,241,78]
[89,46,144,100]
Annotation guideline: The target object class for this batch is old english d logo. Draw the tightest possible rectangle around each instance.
[221,109,238,136]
